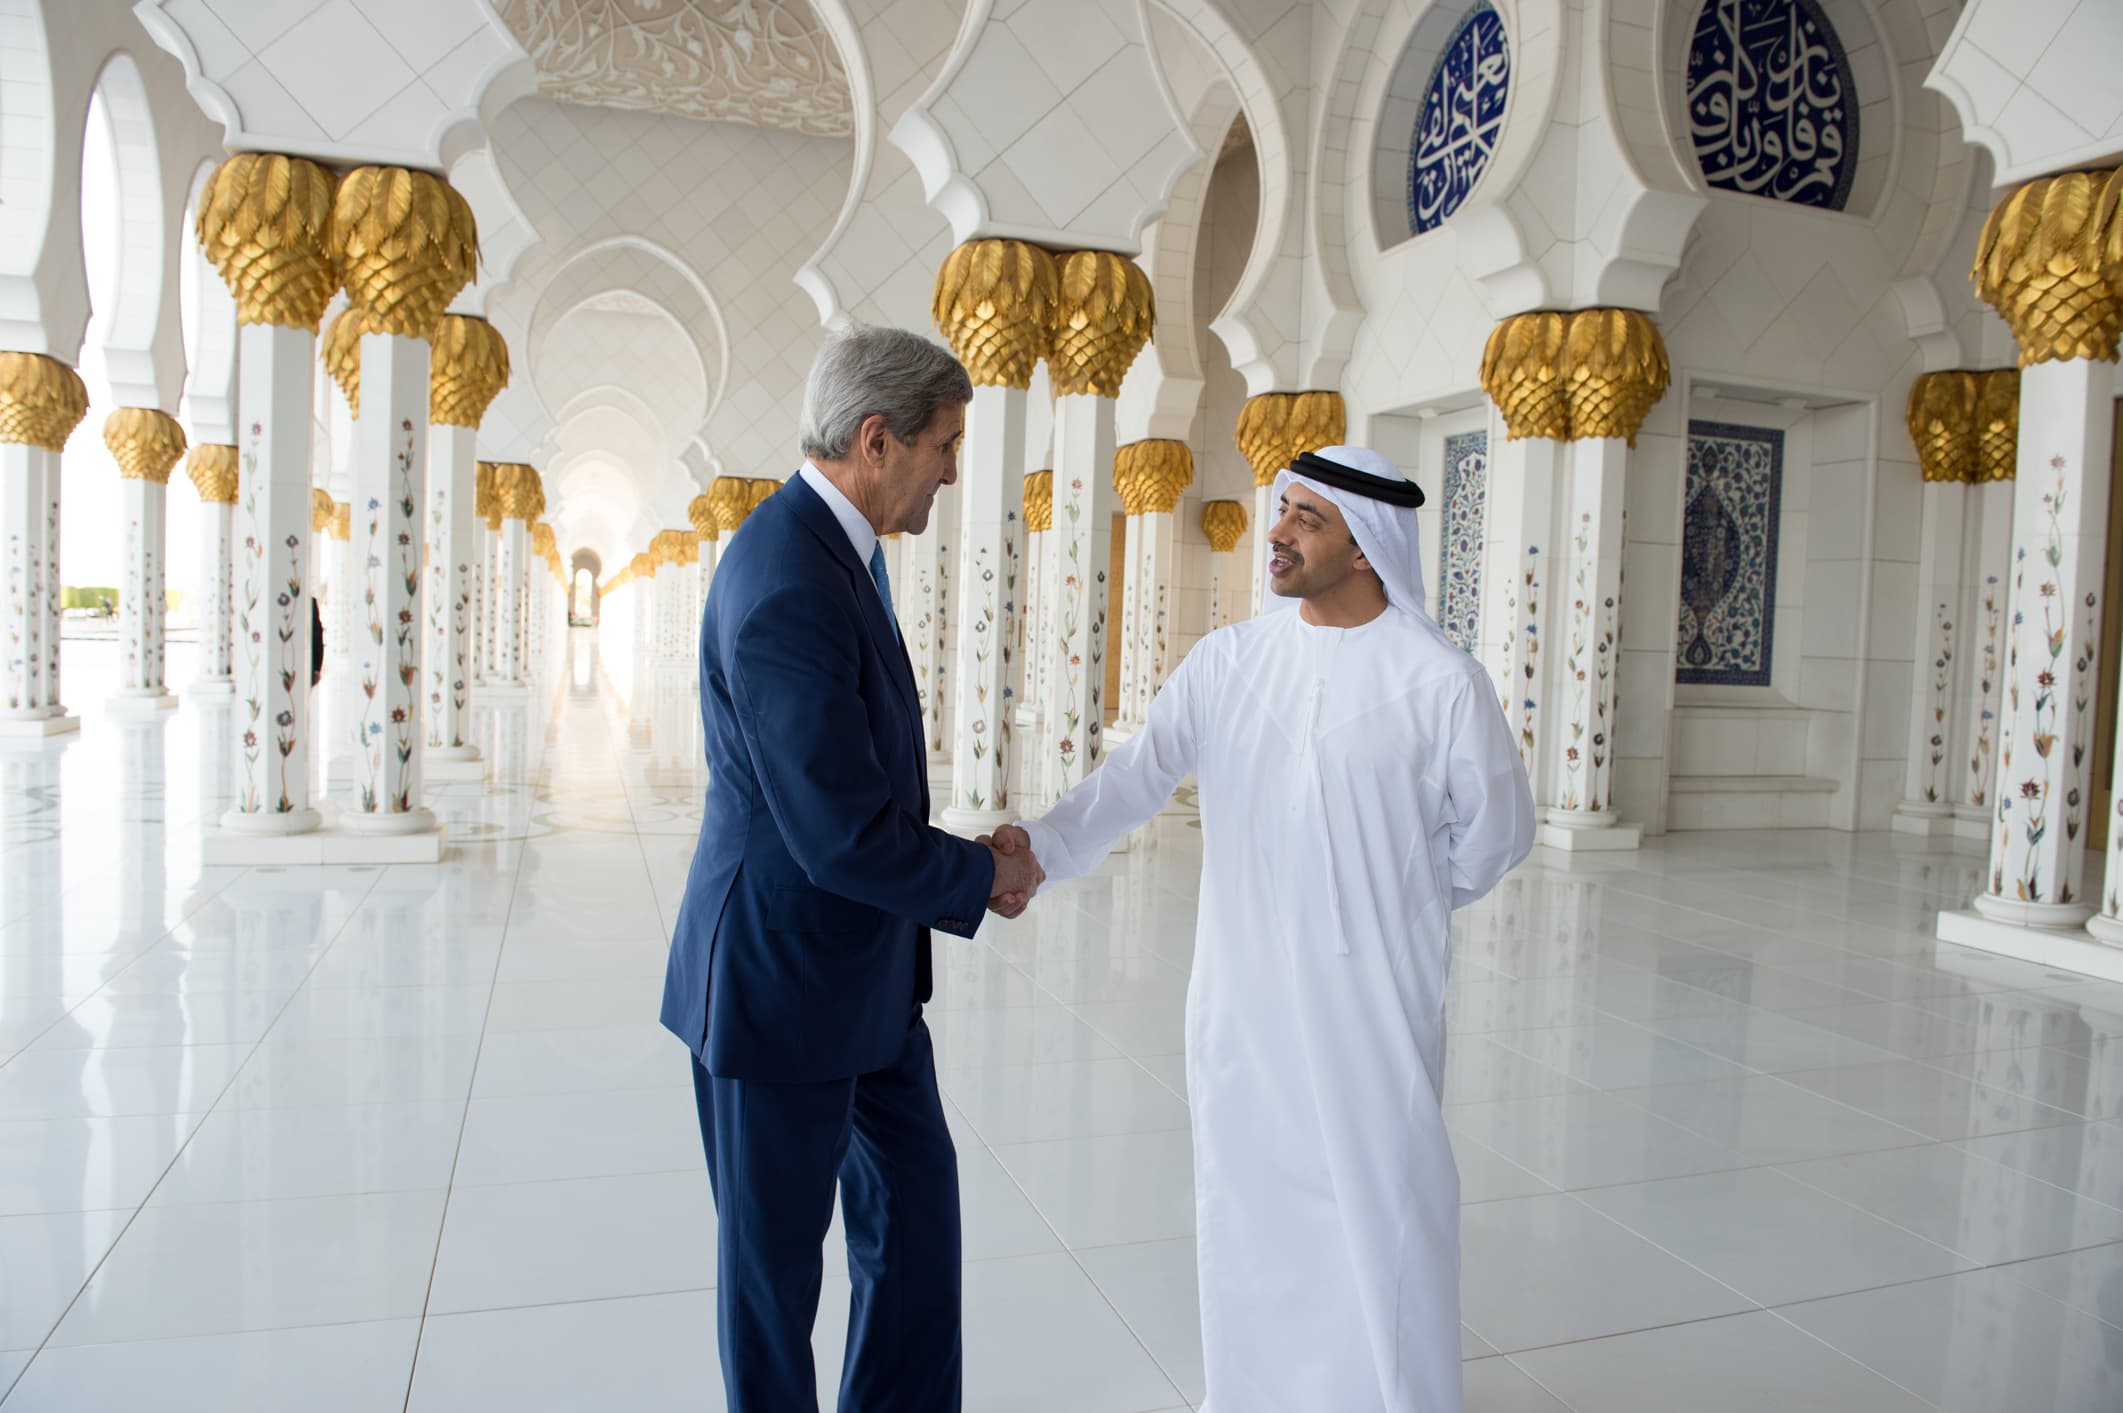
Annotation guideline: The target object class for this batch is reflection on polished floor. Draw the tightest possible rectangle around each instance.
[3,629,2121,1411]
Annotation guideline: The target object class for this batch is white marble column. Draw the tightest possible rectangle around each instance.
[1542,437,1637,850]
[187,446,239,694]
[0,354,86,736]
[1201,499,1248,631]
[1113,502,1144,734]
[222,322,324,835]
[1971,359,2114,928]
[1957,479,2016,839]
[1040,393,1119,800]
[1895,474,1972,833]
[906,492,954,764]
[493,512,527,692]
[424,424,482,777]
[1476,432,1563,796]
[943,381,1028,833]
[105,409,187,715]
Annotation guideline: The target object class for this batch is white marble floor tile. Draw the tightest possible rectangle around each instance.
[470,1022,690,1098]
[483,977,662,1033]
[1952,1118,2123,1203]
[1064,998,1188,1057]
[1491,1018,1750,1090]
[1458,1193,1753,1351]
[1578,1167,1973,1305]
[1641,1009,1903,1073]
[406,1291,723,1413]
[451,1086,703,1186]
[955,1144,1066,1261]
[22,990,287,1053]
[50,1190,446,1346]
[1779,1056,2087,1141]
[221,1030,482,1110]
[1444,1089,1749,1191]
[1074,1237,1204,1405]
[1778,1140,2123,1265]
[1926,1038,2123,1122]
[926,1004,1125,1069]
[1462,1356,1573,1411]
[0,1112,202,1215]
[1,1318,422,1413]
[148,1099,467,1205]
[427,1169,715,1314]
[1508,1309,1934,1412]
[0,1208,128,1351]
[1777,1266,2123,1412]
[1995,1240,2123,1327]
[991,1128,1196,1248]
[941,1056,1192,1145]
[955,1252,1188,1412]
[1607,1073,1934,1164]
[0,1043,251,1121]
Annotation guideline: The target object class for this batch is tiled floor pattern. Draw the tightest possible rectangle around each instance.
[2,634,2120,1410]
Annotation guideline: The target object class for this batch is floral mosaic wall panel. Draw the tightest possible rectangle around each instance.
[1438,429,1488,649]
[1676,420,1783,687]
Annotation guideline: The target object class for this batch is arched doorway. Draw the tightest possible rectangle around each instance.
[569,549,602,625]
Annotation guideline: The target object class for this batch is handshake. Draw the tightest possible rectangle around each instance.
[977,824,1043,919]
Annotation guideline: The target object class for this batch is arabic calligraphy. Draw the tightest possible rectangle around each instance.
[1685,0,1857,210]
[1407,5,1511,236]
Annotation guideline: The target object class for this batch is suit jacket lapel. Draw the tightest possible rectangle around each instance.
[781,477,925,729]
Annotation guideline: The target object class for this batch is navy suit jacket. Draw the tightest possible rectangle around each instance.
[660,474,994,1083]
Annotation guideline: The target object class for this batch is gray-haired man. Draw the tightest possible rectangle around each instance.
[661,325,1042,1411]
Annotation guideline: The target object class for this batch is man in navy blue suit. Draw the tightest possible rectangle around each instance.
[661,326,1044,1412]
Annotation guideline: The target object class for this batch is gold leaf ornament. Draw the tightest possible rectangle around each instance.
[103,408,187,482]
[933,240,1059,390]
[1974,369,2021,483]
[1200,499,1249,553]
[187,444,240,504]
[197,153,340,331]
[1974,170,2123,367]
[1114,439,1193,515]
[1481,309,1669,444]
[707,476,753,533]
[1049,251,1154,399]
[746,478,779,514]
[321,307,367,417]
[1234,391,1347,488]
[330,503,350,542]
[1022,470,1053,532]
[430,315,511,428]
[0,352,90,451]
[312,487,335,534]
[1906,372,1979,483]
[330,166,479,340]
[475,461,503,530]
[493,463,543,521]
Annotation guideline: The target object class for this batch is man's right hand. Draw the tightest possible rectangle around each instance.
[981,832,1043,918]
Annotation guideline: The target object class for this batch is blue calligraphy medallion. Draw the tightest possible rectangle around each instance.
[1685,0,1858,211]
[1407,5,1511,236]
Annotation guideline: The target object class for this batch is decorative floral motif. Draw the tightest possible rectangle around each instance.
[1923,602,1953,803]
[1439,430,1487,649]
[1994,460,2077,903]
[1677,421,1782,686]
[1968,575,2001,809]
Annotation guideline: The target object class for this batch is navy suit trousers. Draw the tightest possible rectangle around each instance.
[692,1013,962,1412]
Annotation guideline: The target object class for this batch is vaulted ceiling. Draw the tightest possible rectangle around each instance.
[497,0,854,138]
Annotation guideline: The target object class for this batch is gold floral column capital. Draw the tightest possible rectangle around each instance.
[746,478,780,515]
[1049,250,1155,399]
[1975,369,2020,482]
[187,444,240,503]
[430,315,510,428]
[1114,439,1193,515]
[1907,371,1980,483]
[708,476,753,534]
[1022,470,1053,532]
[0,351,90,450]
[1974,168,2123,366]
[1235,391,1347,488]
[1481,308,1669,445]
[494,463,542,522]
[196,153,340,331]
[329,166,478,339]
[103,407,187,482]
[329,503,350,542]
[475,461,503,530]
[322,307,366,417]
[933,239,1059,390]
[688,493,719,542]
[1201,499,1249,553]
[531,522,558,562]
[311,487,334,534]
[631,551,653,581]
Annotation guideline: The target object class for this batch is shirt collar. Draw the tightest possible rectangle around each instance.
[798,462,880,566]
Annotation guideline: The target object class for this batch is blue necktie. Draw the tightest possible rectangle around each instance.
[868,542,900,641]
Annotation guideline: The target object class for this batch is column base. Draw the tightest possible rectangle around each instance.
[1891,802,1958,836]
[482,681,531,700]
[203,814,448,865]
[1952,808,1991,843]
[338,805,440,837]
[107,691,179,717]
[190,677,237,696]
[0,711,81,738]
[1538,812,1642,852]
[219,805,325,836]
[424,746,485,783]
[1972,893,2095,930]
[1937,908,2123,984]
[940,805,1019,837]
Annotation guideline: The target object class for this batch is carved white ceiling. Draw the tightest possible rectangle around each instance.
[497,0,854,138]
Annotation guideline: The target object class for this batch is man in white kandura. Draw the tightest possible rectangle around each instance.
[994,445,1536,1413]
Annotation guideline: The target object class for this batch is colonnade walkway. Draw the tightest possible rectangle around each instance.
[1,630,2120,1410]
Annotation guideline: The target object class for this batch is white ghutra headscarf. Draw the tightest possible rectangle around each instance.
[1265,444,1436,624]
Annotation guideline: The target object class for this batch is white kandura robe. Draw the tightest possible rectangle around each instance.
[1021,604,1536,1413]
